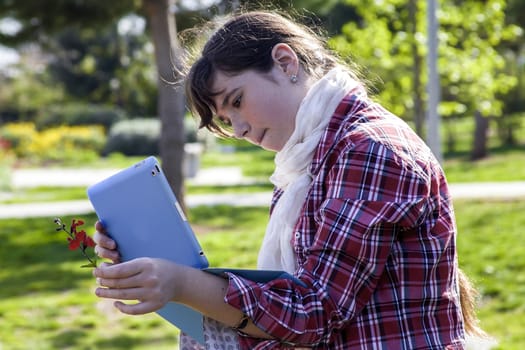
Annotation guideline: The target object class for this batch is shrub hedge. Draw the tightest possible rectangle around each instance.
[0,110,201,163]
[103,117,201,156]
[0,122,105,163]
[103,118,160,156]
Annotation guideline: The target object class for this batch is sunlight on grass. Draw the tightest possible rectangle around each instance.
[0,214,181,350]
[200,142,275,179]
[189,205,268,267]
[444,149,525,183]
[455,199,525,350]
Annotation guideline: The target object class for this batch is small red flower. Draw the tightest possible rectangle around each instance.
[68,230,95,250]
[68,231,83,250]
[85,234,96,248]
[71,219,85,231]
[55,217,97,268]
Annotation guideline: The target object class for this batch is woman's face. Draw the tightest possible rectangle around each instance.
[210,63,309,152]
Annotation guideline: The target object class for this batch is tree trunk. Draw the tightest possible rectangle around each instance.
[408,0,424,137]
[470,110,489,160]
[142,0,186,207]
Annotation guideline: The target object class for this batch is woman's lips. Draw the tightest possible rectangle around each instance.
[257,129,267,145]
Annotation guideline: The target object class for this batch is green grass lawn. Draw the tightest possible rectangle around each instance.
[444,148,525,183]
[455,199,525,349]
[0,200,523,349]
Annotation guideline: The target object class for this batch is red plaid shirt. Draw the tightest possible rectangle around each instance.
[224,86,466,349]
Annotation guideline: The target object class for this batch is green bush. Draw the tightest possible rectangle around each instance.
[103,118,160,156]
[0,122,37,152]
[103,117,201,156]
[35,103,126,130]
[0,122,105,164]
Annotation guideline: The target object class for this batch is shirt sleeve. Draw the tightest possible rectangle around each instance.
[223,139,434,348]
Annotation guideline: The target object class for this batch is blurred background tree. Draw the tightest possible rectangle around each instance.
[331,0,523,160]
[0,0,353,203]
[499,0,525,148]
[46,21,157,117]
[0,0,188,201]
[0,0,524,197]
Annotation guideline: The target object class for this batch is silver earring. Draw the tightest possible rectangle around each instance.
[290,75,298,84]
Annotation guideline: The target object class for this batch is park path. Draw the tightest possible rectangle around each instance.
[1,167,525,219]
[0,167,271,219]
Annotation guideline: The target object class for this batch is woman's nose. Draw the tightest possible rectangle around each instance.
[231,118,249,139]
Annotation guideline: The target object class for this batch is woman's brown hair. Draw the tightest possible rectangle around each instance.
[458,268,491,338]
[183,11,347,137]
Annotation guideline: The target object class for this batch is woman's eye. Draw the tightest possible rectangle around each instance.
[233,95,241,108]
[218,116,232,126]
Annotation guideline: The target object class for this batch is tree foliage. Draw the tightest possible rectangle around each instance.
[438,0,520,118]
[0,0,137,46]
[0,0,189,200]
[47,25,157,116]
[501,0,525,123]
[331,0,428,132]
[0,67,64,122]
[1,0,523,162]
[332,0,520,122]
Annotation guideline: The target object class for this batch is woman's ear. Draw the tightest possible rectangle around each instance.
[271,43,299,76]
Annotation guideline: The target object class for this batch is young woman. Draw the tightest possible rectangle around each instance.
[93,10,488,349]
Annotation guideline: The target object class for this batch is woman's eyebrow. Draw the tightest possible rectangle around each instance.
[221,87,241,108]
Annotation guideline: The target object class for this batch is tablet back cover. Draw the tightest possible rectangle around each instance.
[87,156,209,342]
[87,156,303,345]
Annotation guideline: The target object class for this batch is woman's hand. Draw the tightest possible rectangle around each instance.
[93,257,186,315]
[93,254,271,339]
[92,221,187,315]
[93,221,120,263]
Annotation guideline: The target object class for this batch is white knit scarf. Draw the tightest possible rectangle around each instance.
[257,68,358,273]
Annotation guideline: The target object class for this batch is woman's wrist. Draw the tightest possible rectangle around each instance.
[169,263,195,303]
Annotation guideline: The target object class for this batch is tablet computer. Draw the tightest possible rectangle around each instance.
[87,156,209,269]
[87,156,209,341]
[87,156,304,344]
